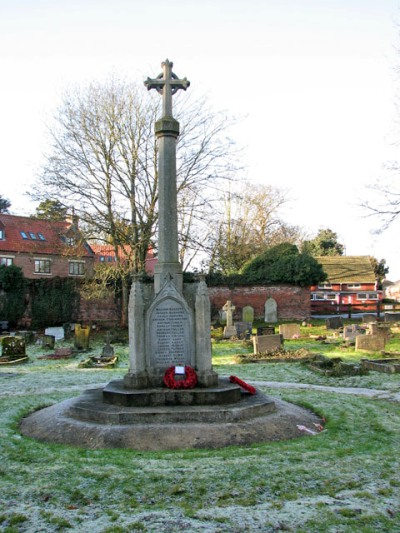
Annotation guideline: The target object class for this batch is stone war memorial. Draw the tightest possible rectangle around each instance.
[20,60,321,450]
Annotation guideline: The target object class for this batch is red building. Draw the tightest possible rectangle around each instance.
[90,244,157,275]
[0,214,95,279]
[310,256,382,314]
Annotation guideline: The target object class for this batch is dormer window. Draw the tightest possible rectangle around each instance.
[29,232,37,240]
[20,231,28,239]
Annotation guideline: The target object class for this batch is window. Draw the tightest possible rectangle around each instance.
[99,255,105,262]
[29,232,37,240]
[69,261,85,276]
[0,230,4,240]
[38,233,46,241]
[34,259,51,274]
[0,257,13,266]
[347,283,361,289]
[357,292,378,301]
[20,231,28,239]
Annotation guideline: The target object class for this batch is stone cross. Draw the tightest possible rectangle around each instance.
[223,300,235,327]
[145,59,190,117]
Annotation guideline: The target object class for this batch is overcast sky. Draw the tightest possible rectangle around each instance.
[1,0,400,278]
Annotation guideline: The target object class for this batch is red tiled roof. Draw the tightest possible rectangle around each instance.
[0,214,94,257]
[91,244,157,274]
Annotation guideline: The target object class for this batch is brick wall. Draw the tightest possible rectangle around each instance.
[208,285,310,321]
[76,295,120,327]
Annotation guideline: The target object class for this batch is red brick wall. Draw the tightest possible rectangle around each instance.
[9,253,94,279]
[208,285,310,321]
[77,295,120,326]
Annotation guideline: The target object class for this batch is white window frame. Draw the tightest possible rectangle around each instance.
[0,256,13,266]
[357,292,378,301]
[347,283,361,289]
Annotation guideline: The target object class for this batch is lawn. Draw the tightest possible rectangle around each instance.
[0,322,399,532]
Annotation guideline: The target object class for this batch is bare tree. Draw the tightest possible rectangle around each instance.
[32,75,239,324]
[207,184,302,274]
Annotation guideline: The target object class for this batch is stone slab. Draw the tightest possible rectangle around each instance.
[355,335,386,351]
[253,334,283,354]
[279,323,300,339]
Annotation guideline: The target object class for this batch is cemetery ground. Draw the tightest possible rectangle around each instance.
[0,322,399,532]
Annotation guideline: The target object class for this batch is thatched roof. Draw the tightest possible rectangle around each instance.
[316,256,376,284]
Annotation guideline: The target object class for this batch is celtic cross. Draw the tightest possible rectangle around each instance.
[144,59,190,117]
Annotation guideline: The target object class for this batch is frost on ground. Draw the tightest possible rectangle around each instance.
[0,346,399,532]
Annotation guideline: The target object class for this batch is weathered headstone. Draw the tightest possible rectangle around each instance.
[279,323,300,339]
[362,314,376,324]
[1,336,26,357]
[326,316,343,330]
[253,334,283,354]
[355,335,386,351]
[242,305,254,323]
[101,333,114,358]
[384,312,400,323]
[257,326,275,336]
[234,321,252,339]
[264,297,278,323]
[343,324,365,342]
[42,334,55,349]
[222,300,237,339]
[74,325,90,351]
[45,326,65,341]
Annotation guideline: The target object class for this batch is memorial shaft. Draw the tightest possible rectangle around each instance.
[145,60,190,292]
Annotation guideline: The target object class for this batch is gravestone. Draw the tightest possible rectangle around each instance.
[264,297,278,323]
[326,316,343,330]
[362,314,376,324]
[234,321,252,339]
[42,335,55,349]
[75,325,90,351]
[355,335,386,351]
[219,309,227,325]
[0,320,9,332]
[279,323,300,339]
[222,300,237,339]
[253,334,283,354]
[384,312,400,323]
[45,326,64,341]
[101,333,114,358]
[242,305,254,323]
[257,326,275,336]
[1,336,26,357]
[343,324,365,342]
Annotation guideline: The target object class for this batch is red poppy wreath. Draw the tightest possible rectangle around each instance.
[163,365,198,389]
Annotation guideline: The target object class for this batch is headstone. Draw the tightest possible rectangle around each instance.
[45,326,65,341]
[264,297,278,323]
[1,336,26,357]
[101,332,114,358]
[219,309,227,325]
[0,320,9,332]
[355,335,386,351]
[326,316,343,330]
[253,334,283,354]
[384,312,400,323]
[42,334,55,349]
[74,325,90,351]
[222,300,237,339]
[257,326,275,336]
[234,321,252,339]
[343,324,365,342]
[242,305,254,323]
[279,323,301,339]
[362,314,377,324]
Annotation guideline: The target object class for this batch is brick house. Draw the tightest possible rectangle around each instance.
[310,256,382,313]
[90,244,157,275]
[0,214,95,278]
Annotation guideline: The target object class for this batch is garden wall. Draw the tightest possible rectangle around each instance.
[208,285,310,322]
